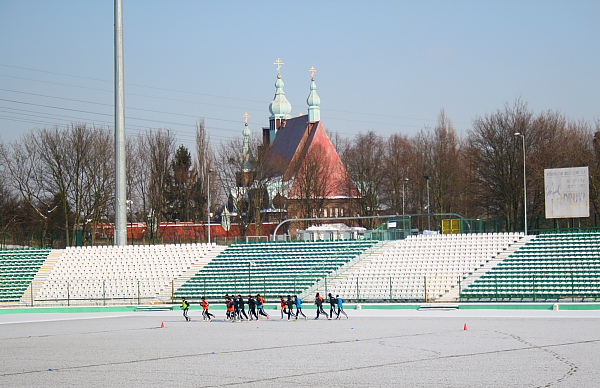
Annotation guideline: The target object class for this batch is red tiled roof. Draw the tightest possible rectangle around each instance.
[266,116,359,198]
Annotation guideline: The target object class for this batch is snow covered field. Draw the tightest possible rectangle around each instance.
[1,309,599,387]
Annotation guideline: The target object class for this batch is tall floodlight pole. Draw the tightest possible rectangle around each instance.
[514,132,527,235]
[424,176,431,231]
[402,178,409,215]
[114,0,127,245]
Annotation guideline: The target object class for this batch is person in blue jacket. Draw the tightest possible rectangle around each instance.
[294,295,307,320]
[336,294,348,319]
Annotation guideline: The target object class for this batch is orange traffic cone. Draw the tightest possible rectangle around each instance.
[161,322,165,328]
[463,323,468,331]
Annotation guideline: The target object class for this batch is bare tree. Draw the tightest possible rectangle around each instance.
[0,135,51,232]
[144,129,176,237]
[381,133,415,215]
[36,125,80,246]
[214,137,252,236]
[0,164,21,246]
[342,131,386,229]
[195,120,215,237]
[591,120,600,222]
[288,143,336,225]
[526,113,595,228]
[466,100,532,230]
[412,111,465,230]
[81,127,114,244]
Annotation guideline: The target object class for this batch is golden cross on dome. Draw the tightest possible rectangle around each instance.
[309,66,317,80]
[274,58,284,74]
[243,112,250,125]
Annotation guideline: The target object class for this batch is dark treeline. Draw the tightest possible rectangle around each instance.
[1,100,599,247]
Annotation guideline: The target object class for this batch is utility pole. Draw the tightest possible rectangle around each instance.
[424,176,431,231]
[514,132,527,235]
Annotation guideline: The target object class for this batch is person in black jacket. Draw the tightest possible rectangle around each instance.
[237,294,248,320]
[328,293,339,319]
[285,295,294,320]
[247,295,258,320]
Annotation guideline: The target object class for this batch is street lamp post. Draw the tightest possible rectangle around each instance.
[126,199,133,245]
[207,169,214,245]
[514,132,527,235]
[248,261,256,295]
[402,178,409,215]
[424,176,431,230]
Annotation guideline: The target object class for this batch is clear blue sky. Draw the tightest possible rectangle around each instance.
[0,0,598,153]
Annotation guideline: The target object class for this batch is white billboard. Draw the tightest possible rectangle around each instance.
[544,167,589,219]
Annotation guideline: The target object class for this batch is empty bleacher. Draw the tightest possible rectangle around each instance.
[6,230,600,307]
[174,240,378,301]
[461,231,600,301]
[323,232,523,301]
[0,248,51,302]
[34,243,218,305]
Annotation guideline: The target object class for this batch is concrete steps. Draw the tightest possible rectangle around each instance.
[21,249,62,305]
[302,241,392,299]
[155,244,227,303]
[438,235,536,302]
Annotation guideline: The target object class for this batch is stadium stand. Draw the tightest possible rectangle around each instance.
[0,248,51,302]
[7,230,600,307]
[460,231,600,301]
[32,243,221,305]
[321,233,523,301]
[174,240,379,301]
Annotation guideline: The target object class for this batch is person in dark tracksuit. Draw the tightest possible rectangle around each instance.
[315,293,328,319]
[285,295,294,320]
[232,295,239,320]
[328,293,339,319]
[181,297,190,321]
[247,295,258,320]
[237,295,248,320]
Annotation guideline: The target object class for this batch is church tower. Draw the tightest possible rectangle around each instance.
[264,58,292,146]
[237,112,256,187]
[307,66,321,123]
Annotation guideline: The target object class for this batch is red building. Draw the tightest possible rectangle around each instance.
[257,62,360,227]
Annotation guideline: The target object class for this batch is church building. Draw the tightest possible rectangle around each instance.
[239,59,360,230]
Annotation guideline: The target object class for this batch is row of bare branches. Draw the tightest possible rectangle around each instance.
[0,121,213,247]
[338,100,600,231]
[1,99,599,246]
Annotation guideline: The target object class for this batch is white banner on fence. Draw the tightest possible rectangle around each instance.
[544,166,589,219]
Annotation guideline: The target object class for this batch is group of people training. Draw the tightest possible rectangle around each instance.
[180,292,348,322]
[224,294,271,321]
[313,292,348,320]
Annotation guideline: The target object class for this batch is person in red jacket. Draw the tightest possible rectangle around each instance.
[279,296,288,319]
[257,294,270,319]
[314,292,329,320]
[226,296,235,320]
[201,296,214,321]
